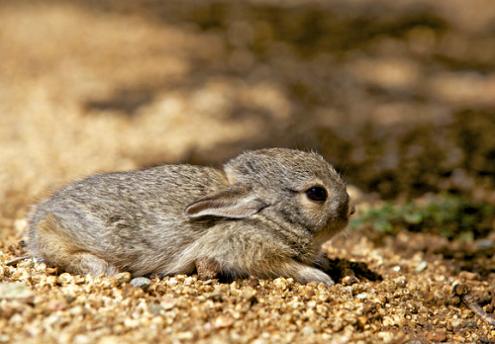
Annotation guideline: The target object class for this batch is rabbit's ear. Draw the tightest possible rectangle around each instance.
[184,186,268,219]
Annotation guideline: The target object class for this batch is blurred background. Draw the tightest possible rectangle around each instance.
[1,0,495,237]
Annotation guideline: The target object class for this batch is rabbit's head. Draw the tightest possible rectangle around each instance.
[185,148,352,237]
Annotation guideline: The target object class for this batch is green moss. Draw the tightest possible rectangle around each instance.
[351,195,495,240]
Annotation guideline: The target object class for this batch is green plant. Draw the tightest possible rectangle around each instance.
[350,195,495,240]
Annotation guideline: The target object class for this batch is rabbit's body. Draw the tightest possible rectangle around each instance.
[29,166,228,276]
[28,148,353,284]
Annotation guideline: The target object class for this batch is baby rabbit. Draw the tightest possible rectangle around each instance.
[28,148,353,285]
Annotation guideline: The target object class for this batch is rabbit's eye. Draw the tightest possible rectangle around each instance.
[305,186,328,202]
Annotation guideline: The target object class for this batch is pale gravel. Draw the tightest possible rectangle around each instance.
[0,229,493,343]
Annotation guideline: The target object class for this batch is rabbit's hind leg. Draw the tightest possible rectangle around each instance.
[32,213,118,276]
[64,252,119,276]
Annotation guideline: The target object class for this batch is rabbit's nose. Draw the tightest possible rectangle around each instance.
[348,204,356,217]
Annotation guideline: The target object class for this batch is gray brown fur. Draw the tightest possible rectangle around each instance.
[28,148,352,284]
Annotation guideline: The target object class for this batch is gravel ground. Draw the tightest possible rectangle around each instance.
[1,1,494,343]
[1,227,494,343]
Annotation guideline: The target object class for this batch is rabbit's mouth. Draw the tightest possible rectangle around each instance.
[314,223,347,247]
[314,229,336,247]
[313,220,347,246]
[348,204,356,217]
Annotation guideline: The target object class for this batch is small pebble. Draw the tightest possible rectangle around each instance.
[184,276,194,285]
[355,292,368,300]
[176,332,194,340]
[0,282,33,300]
[342,275,359,285]
[114,272,131,284]
[451,318,463,328]
[415,261,428,272]
[273,278,288,290]
[426,329,447,342]
[130,277,151,290]
[302,326,314,336]
[476,239,494,250]
[214,315,234,328]
[161,297,176,310]
[458,271,478,281]
[393,276,407,288]
[358,316,368,327]
[166,278,178,287]
[57,273,74,284]
[377,331,394,343]
[241,287,257,300]
[452,282,469,296]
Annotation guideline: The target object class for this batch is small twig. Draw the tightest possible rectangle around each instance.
[453,281,495,328]
[5,255,30,266]
[462,294,495,327]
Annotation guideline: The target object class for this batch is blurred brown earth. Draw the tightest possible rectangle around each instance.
[1,1,495,223]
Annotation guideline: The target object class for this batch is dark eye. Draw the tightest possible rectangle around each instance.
[305,186,328,202]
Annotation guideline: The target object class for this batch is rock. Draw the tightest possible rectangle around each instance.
[458,271,478,281]
[97,336,121,344]
[358,316,368,327]
[183,276,195,285]
[476,239,494,250]
[377,331,395,344]
[452,282,469,296]
[57,273,74,284]
[355,292,368,300]
[161,297,176,310]
[426,330,447,342]
[130,277,151,290]
[393,276,407,288]
[302,326,314,336]
[415,261,428,272]
[342,275,359,285]
[114,272,131,284]
[273,278,288,290]
[214,315,234,328]
[241,287,257,300]
[166,278,178,287]
[0,282,33,300]
[176,332,194,340]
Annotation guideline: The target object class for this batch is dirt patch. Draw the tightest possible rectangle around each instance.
[0,229,493,343]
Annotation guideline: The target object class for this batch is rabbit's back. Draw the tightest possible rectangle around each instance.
[28,165,228,274]
[52,164,226,207]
